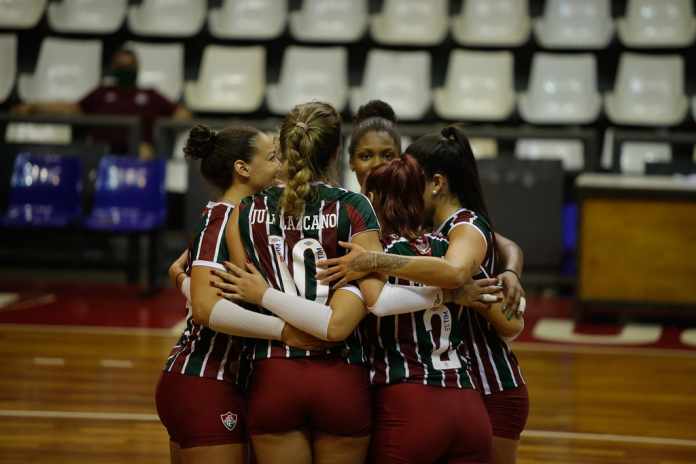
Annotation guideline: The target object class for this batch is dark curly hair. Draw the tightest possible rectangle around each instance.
[349,100,401,158]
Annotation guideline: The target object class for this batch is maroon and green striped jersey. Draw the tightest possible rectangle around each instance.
[237,183,380,364]
[436,208,525,394]
[163,201,243,384]
[363,233,476,389]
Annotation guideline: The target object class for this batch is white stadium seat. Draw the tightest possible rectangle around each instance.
[452,0,530,47]
[126,41,184,102]
[18,37,101,103]
[617,0,696,48]
[518,53,601,124]
[515,139,585,171]
[290,0,367,43]
[209,0,286,40]
[371,0,448,46]
[433,50,514,121]
[534,0,614,49]
[267,46,348,115]
[185,46,265,113]
[350,50,431,121]
[0,0,46,29]
[48,0,127,34]
[605,53,688,126]
[128,0,205,38]
[620,142,672,175]
[0,34,17,104]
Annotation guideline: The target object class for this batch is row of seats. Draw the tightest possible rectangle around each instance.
[3,153,166,231]
[1,0,695,48]
[3,35,694,126]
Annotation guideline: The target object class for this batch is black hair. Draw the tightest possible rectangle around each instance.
[406,125,494,230]
[349,100,401,157]
[183,123,260,192]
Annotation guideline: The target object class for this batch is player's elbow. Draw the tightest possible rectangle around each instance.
[191,295,214,326]
[326,314,355,343]
[499,318,524,341]
[441,264,470,289]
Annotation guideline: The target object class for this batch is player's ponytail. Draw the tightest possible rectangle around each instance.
[279,102,342,217]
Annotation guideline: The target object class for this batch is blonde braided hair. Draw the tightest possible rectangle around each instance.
[279,102,341,217]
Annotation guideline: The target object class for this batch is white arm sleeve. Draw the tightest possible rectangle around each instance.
[180,276,191,301]
[209,298,285,341]
[369,283,444,317]
[261,288,332,340]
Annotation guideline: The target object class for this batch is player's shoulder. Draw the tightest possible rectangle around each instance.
[203,200,235,218]
[317,183,369,205]
[240,186,282,208]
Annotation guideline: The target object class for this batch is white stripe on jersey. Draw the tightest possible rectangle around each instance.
[475,315,503,391]
[459,307,476,389]
[393,316,409,379]
[467,311,491,394]
[195,209,212,260]
[499,340,519,388]
[410,312,428,386]
[376,317,390,383]
[212,206,232,263]
[217,338,232,381]
[181,327,200,374]
[199,332,217,377]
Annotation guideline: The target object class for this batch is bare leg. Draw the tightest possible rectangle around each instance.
[179,444,246,464]
[313,433,370,464]
[169,441,182,464]
[491,437,519,464]
[252,430,312,464]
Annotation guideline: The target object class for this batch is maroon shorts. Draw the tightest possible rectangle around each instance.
[247,357,371,437]
[155,371,247,448]
[483,384,529,440]
[369,384,492,464]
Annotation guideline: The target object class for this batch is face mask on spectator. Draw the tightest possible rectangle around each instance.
[113,67,137,88]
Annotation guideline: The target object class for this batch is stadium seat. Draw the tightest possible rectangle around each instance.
[268,46,347,115]
[515,138,585,171]
[0,0,46,29]
[433,50,514,121]
[371,0,448,46]
[18,38,101,103]
[620,142,672,175]
[534,0,614,49]
[452,0,530,46]
[617,0,696,48]
[48,0,127,34]
[0,34,16,104]
[350,50,431,121]
[5,123,72,144]
[85,156,166,232]
[290,0,367,43]
[184,46,265,113]
[519,53,601,125]
[470,138,499,159]
[126,41,183,102]
[605,53,688,126]
[209,0,286,40]
[128,0,205,38]
[2,153,82,228]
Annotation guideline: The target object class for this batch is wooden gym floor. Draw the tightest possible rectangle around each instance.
[0,285,695,463]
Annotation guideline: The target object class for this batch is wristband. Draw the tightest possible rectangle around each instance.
[500,269,521,282]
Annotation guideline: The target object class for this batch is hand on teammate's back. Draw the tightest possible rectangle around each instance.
[212,262,269,306]
[448,278,502,310]
[497,271,525,317]
[316,241,372,288]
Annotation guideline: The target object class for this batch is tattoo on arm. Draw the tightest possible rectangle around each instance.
[349,252,411,273]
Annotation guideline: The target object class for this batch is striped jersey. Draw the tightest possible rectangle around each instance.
[163,201,242,383]
[237,183,380,363]
[436,208,525,394]
[363,233,476,389]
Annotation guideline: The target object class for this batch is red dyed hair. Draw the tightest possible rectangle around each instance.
[364,154,425,239]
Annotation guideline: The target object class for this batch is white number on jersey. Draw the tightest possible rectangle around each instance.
[423,306,462,370]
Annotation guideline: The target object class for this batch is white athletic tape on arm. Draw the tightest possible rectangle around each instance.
[180,277,191,301]
[369,283,444,317]
[261,288,332,340]
[209,299,284,340]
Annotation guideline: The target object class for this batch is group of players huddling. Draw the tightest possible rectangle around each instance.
[155,100,528,464]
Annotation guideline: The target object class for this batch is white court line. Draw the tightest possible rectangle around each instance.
[0,320,186,337]
[99,359,134,369]
[523,430,696,448]
[33,357,65,366]
[512,341,696,358]
[1,409,694,448]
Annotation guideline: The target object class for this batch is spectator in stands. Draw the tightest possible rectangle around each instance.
[12,47,190,158]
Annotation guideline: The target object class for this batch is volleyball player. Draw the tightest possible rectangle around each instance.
[155,124,322,464]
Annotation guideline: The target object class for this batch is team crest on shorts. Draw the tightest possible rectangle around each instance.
[220,412,238,431]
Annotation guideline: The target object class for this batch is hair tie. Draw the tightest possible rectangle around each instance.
[295,122,309,131]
